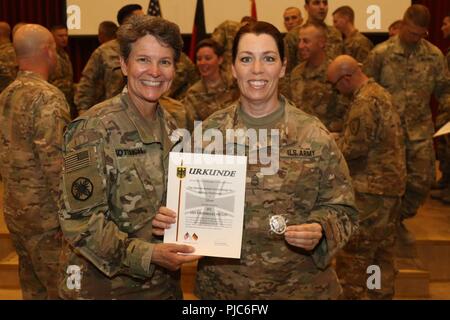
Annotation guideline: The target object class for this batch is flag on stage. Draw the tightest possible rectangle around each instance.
[251,0,258,20]
[148,0,162,17]
[189,0,207,61]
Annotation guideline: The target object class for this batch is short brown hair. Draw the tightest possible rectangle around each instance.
[333,6,355,24]
[195,39,225,58]
[403,4,431,28]
[117,15,183,63]
[232,21,284,63]
[299,21,328,40]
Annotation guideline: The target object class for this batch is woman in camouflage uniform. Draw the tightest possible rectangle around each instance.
[154,22,358,300]
[183,39,239,121]
[58,15,200,300]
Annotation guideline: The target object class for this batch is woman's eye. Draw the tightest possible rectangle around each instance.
[137,57,149,63]
[264,56,276,63]
[240,56,252,63]
[160,59,172,66]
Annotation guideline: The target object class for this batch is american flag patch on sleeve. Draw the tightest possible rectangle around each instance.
[64,149,91,173]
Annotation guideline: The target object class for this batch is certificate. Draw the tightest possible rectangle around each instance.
[164,152,247,259]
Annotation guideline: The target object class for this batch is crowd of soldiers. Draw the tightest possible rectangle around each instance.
[0,0,449,300]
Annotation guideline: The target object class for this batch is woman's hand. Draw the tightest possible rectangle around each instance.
[152,207,177,236]
[284,223,323,251]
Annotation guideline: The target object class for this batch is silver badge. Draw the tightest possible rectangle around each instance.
[269,215,287,235]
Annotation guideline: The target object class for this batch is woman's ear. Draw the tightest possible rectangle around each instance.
[119,56,128,77]
[279,58,287,78]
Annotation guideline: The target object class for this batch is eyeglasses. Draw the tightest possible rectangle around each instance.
[328,73,353,89]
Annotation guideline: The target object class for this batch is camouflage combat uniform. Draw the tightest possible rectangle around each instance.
[0,41,18,93]
[211,20,241,72]
[287,59,348,132]
[58,91,185,300]
[195,97,358,300]
[165,52,200,100]
[334,79,406,300]
[284,23,343,73]
[75,39,125,113]
[343,30,374,63]
[49,47,75,117]
[182,71,239,121]
[364,36,450,220]
[160,95,195,133]
[0,71,71,299]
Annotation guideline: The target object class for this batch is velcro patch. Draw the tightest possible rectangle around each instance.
[64,149,91,173]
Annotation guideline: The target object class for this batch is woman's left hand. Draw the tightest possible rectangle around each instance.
[284,223,323,251]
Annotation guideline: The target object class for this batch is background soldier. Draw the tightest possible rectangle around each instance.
[283,7,303,32]
[98,21,118,45]
[328,55,406,299]
[49,25,75,118]
[332,6,373,63]
[74,4,144,114]
[364,5,450,253]
[284,0,343,73]
[0,22,18,93]
[0,24,71,299]
[287,22,347,133]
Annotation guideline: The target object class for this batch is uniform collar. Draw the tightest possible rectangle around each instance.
[121,93,164,144]
[16,70,47,82]
[218,96,299,149]
[391,35,428,57]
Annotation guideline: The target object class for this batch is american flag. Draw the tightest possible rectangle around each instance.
[148,0,162,17]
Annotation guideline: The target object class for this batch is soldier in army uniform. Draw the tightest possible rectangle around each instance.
[284,0,343,73]
[363,5,450,249]
[183,39,239,121]
[328,55,406,299]
[58,16,201,300]
[98,21,118,45]
[74,4,144,114]
[431,14,450,203]
[283,7,303,32]
[332,6,373,63]
[0,22,18,93]
[286,22,347,133]
[154,21,357,300]
[0,24,71,299]
[49,25,75,118]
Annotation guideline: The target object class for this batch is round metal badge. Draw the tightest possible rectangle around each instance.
[269,215,287,235]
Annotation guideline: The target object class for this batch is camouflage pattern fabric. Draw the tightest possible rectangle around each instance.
[364,36,450,218]
[49,48,75,117]
[334,79,406,300]
[194,97,358,300]
[343,30,374,63]
[0,41,18,93]
[0,70,70,299]
[211,20,241,72]
[336,79,406,197]
[166,52,200,100]
[182,71,239,121]
[160,95,195,132]
[287,60,348,132]
[284,23,343,73]
[75,39,125,113]
[58,92,184,300]
[336,193,400,300]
